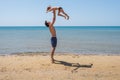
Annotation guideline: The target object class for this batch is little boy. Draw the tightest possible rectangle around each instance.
[46,6,69,20]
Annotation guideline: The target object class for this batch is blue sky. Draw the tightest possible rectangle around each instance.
[0,0,120,26]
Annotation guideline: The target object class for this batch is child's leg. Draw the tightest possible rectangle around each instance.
[58,9,66,19]
[59,9,69,20]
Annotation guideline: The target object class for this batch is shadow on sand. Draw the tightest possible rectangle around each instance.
[54,60,93,72]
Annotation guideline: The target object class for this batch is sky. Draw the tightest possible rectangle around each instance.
[0,0,120,26]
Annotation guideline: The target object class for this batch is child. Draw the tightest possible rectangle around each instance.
[46,6,69,20]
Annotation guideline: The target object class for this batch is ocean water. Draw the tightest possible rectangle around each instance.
[0,26,120,55]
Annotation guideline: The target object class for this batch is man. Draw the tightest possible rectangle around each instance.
[45,10,57,63]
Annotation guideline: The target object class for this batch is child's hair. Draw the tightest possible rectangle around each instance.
[47,6,51,11]
[45,21,49,27]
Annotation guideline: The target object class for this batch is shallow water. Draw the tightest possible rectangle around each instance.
[0,26,120,54]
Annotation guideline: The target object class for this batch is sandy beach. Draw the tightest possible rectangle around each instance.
[0,53,120,80]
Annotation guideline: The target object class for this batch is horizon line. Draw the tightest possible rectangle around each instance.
[0,25,120,27]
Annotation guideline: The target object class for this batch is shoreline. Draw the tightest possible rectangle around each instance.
[0,52,120,56]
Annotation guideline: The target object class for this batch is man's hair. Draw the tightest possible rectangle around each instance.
[45,21,49,27]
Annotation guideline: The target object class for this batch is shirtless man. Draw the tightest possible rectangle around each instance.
[45,10,57,63]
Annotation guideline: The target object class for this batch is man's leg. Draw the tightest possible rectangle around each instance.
[50,37,57,63]
[51,47,56,63]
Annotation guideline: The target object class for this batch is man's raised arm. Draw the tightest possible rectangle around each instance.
[51,10,56,26]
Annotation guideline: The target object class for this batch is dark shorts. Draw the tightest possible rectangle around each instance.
[58,7,63,10]
[51,37,57,48]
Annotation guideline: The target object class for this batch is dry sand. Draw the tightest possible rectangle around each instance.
[0,53,120,80]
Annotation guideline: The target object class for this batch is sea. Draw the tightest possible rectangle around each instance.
[0,26,120,55]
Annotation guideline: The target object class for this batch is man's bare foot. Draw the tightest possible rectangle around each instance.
[51,58,55,63]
